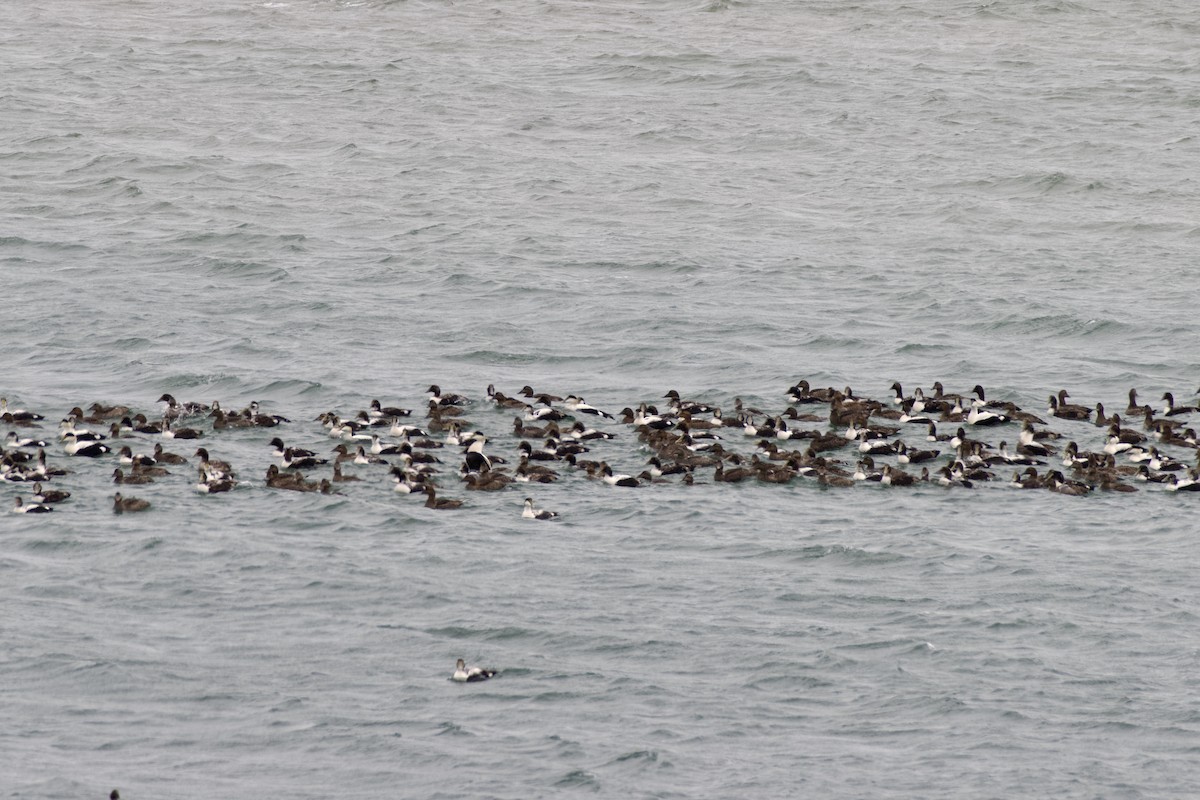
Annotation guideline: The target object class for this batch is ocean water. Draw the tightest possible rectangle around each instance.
[3,1,1200,797]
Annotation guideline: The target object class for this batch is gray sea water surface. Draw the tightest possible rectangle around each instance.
[3,1,1200,797]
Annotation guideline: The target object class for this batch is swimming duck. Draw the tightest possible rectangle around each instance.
[160,418,202,440]
[63,438,111,457]
[284,447,329,470]
[265,464,305,489]
[12,496,53,513]
[31,483,70,503]
[363,434,402,456]
[1009,467,1042,489]
[1045,471,1090,496]
[389,419,429,438]
[515,456,559,480]
[966,405,1008,427]
[713,460,753,483]
[627,403,674,429]
[395,441,441,465]
[0,398,44,421]
[516,440,558,463]
[1125,388,1143,415]
[113,493,151,513]
[898,401,932,425]
[112,468,153,485]
[852,459,880,482]
[462,435,492,473]
[369,399,413,419]
[452,658,495,682]
[1162,392,1197,417]
[599,463,640,487]
[117,445,156,467]
[331,462,361,483]
[158,394,209,418]
[563,420,614,441]
[5,432,48,449]
[888,381,911,407]
[270,438,312,459]
[895,442,940,464]
[462,470,512,491]
[1148,448,1185,472]
[1048,390,1091,421]
[194,448,234,478]
[661,390,715,415]
[127,414,162,434]
[207,403,251,430]
[152,443,188,465]
[350,446,387,466]
[485,385,527,409]
[131,461,171,478]
[512,417,557,439]
[523,401,566,422]
[1134,465,1172,483]
[391,468,427,494]
[428,385,469,406]
[522,497,558,519]
[817,471,855,488]
[970,385,1013,410]
[934,466,974,489]
[646,457,690,477]
[925,422,951,442]
[59,418,106,442]
[519,386,563,404]
[880,464,916,487]
[195,469,237,494]
[786,381,835,405]
[1166,473,1200,492]
[994,441,1044,466]
[424,486,464,509]
[563,395,614,420]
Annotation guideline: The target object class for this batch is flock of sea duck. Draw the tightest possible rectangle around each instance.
[3,381,1200,517]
